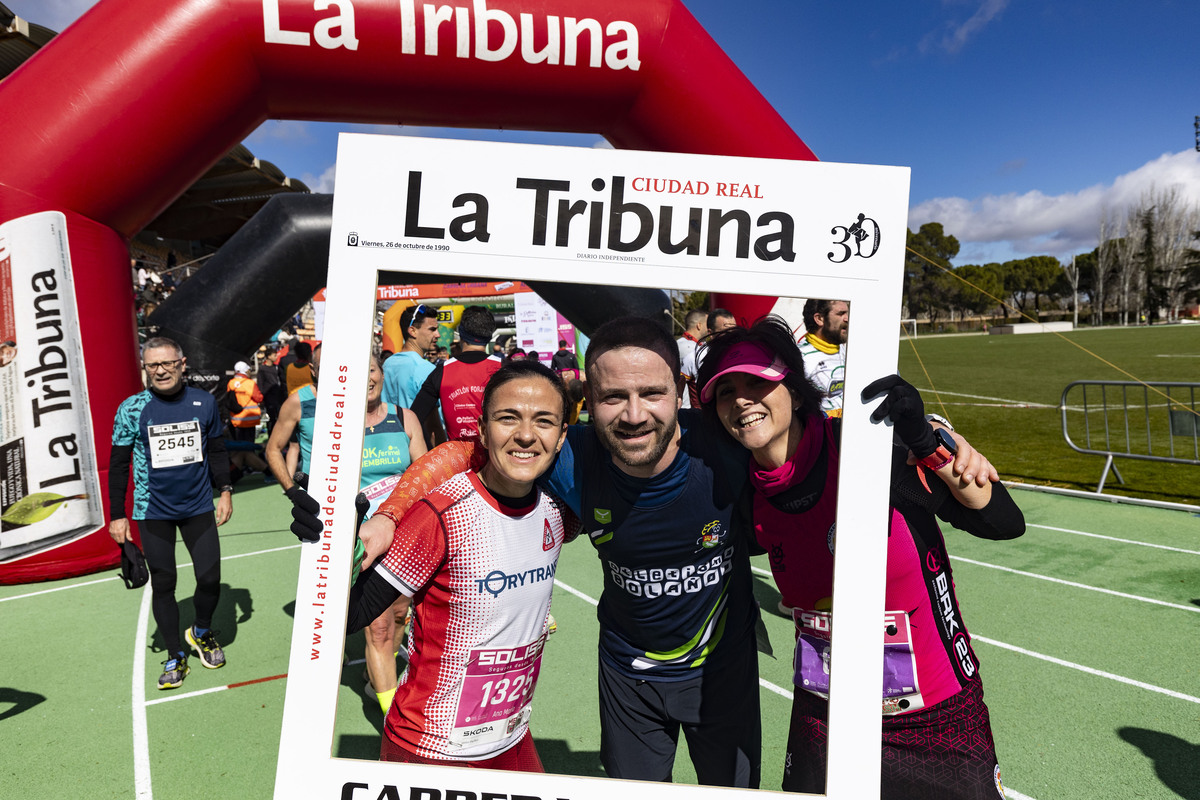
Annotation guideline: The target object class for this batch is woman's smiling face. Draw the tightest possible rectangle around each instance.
[478,375,567,497]
[712,371,796,463]
[366,359,383,404]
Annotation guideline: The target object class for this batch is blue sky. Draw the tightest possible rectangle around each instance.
[18,0,1200,265]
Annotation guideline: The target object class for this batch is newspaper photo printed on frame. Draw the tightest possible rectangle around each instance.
[275,134,910,800]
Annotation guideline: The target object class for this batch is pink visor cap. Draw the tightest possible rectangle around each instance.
[699,341,790,403]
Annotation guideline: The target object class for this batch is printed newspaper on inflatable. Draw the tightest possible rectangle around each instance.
[0,212,103,562]
[276,134,910,800]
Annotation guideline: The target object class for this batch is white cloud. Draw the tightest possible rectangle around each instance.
[909,149,1200,263]
[921,0,1009,55]
[302,164,337,194]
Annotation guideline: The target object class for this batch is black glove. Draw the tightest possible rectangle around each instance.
[354,492,370,534]
[284,485,322,543]
[860,374,937,459]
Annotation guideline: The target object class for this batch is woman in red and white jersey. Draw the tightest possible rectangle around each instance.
[347,359,578,771]
[696,315,1024,800]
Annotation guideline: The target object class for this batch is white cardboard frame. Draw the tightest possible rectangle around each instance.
[274,134,910,799]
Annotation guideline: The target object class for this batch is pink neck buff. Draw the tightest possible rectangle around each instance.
[749,413,827,497]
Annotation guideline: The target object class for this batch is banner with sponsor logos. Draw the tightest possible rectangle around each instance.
[513,292,566,364]
[276,134,909,800]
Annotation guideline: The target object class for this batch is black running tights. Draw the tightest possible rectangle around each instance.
[140,513,221,656]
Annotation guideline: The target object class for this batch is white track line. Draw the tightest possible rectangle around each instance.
[552,578,602,606]
[914,384,1199,413]
[145,684,231,707]
[0,543,302,606]
[911,388,1058,409]
[757,678,795,700]
[177,542,301,569]
[972,635,1200,705]
[0,575,118,603]
[950,555,1200,613]
[133,583,153,800]
[1028,523,1200,556]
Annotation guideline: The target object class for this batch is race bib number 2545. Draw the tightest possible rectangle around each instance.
[147,420,203,469]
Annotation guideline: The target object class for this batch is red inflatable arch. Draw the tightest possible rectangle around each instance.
[0,0,815,582]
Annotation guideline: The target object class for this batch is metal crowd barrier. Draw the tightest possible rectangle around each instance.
[1060,380,1200,492]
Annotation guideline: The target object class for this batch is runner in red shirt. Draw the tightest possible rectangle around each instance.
[410,305,502,444]
[347,359,578,770]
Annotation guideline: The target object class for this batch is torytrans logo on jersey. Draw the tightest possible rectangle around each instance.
[476,562,558,598]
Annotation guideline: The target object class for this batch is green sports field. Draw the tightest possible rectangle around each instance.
[2,476,1197,799]
[896,324,1200,505]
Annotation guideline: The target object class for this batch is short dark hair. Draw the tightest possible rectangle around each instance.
[707,308,735,332]
[684,309,707,330]
[803,299,836,334]
[584,315,679,377]
[294,341,313,361]
[458,305,497,345]
[481,359,571,424]
[141,336,183,359]
[566,378,585,405]
[696,314,823,423]
[400,303,439,340]
[559,339,568,348]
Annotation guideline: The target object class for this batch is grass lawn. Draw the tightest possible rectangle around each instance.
[892,324,1200,504]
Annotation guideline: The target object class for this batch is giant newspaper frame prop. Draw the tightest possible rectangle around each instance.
[275,134,910,799]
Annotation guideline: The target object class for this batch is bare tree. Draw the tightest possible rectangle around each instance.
[1061,255,1080,327]
[1143,187,1200,322]
[1093,209,1118,326]
[1112,203,1145,325]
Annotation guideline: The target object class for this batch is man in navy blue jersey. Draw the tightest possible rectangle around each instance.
[108,337,233,690]
[540,316,760,788]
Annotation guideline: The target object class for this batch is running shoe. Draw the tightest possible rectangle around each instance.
[186,627,227,669]
[158,652,190,690]
[546,614,558,635]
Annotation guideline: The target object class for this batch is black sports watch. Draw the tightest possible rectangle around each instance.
[218,484,234,495]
